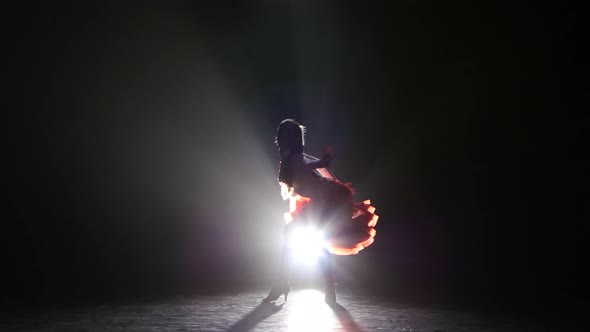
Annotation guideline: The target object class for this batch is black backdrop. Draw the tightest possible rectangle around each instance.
[6,1,586,321]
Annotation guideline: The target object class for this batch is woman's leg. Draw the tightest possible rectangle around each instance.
[319,248,336,305]
[263,225,294,302]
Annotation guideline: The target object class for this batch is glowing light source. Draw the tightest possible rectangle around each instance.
[290,226,326,263]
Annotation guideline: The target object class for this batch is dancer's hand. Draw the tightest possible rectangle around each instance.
[324,146,333,156]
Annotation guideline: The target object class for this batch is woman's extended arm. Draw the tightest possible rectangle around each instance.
[305,153,333,169]
[304,146,334,169]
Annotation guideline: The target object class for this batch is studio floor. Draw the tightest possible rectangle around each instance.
[0,288,539,332]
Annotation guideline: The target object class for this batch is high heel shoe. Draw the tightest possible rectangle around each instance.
[263,281,291,303]
[324,284,336,306]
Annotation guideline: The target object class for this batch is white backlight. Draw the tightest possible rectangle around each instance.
[289,226,326,263]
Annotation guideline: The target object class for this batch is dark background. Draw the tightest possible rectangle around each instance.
[6,0,586,323]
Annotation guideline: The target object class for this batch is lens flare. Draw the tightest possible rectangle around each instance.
[290,226,326,263]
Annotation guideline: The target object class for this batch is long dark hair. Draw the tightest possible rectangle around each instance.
[275,119,305,158]
[276,119,305,198]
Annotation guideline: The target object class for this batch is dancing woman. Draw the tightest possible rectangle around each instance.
[263,119,378,306]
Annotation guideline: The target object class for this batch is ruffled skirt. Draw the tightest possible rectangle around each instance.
[283,180,378,255]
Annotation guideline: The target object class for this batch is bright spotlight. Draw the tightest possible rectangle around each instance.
[289,226,326,263]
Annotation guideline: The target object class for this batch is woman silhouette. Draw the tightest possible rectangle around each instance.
[263,119,378,306]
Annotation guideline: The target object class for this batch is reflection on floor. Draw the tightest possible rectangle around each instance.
[1,288,534,331]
